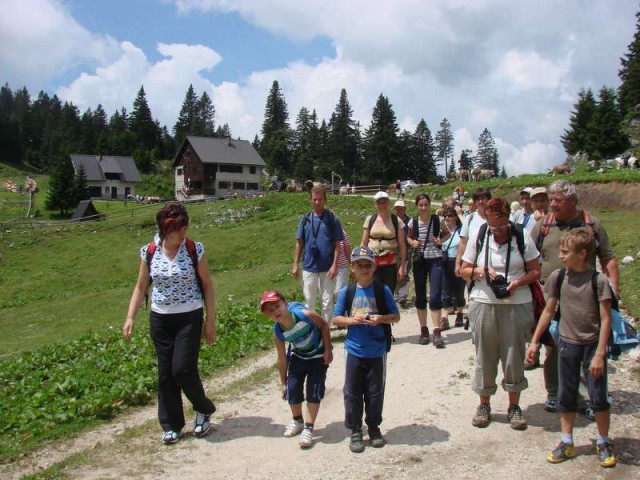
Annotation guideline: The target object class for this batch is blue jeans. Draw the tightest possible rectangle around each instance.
[343,353,386,431]
[413,257,443,310]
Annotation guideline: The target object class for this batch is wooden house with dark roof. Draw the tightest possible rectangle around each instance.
[172,136,266,199]
[70,154,141,200]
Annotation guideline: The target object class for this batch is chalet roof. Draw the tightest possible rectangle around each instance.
[70,155,141,183]
[173,136,266,168]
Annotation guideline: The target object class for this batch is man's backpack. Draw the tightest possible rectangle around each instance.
[344,281,393,352]
[145,238,203,307]
[553,268,637,360]
[301,209,337,241]
[536,210,598,252]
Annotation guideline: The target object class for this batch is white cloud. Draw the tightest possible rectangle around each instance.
[0,0,119,89]
[495,49,573,91]
[497,140,564,176]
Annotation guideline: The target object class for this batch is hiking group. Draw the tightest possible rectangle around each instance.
[123,180,630,470]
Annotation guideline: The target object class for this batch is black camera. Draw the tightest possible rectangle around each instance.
[489,274,511,299]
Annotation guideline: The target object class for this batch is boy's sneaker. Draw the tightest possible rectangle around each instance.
[547,441,577,464]
[507,405,527,430]
[454,312,464,327]
[432,328,445,348]
[472,404,491,428]
[193,412,211,437]
[419,326,430,345]
[283,419,304,437]
[299,427,314,449]
[597,442,616,468]
[368,428,385,448]
[162,430,180,445]
[544,399,558,412]
[349,429,365,453]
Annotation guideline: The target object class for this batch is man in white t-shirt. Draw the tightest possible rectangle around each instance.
[512,187,536,232]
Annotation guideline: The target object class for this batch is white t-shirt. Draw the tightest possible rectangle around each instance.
[460,212,486,239]
[462,227,539,304]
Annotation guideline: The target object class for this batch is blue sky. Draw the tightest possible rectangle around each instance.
[0,0,637,176]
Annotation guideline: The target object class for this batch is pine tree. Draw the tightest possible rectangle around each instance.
[195,91,215,136]
[173,84,198,145]
[561,88,598,156]
[45,155,76,216]
[593,86,629,159]
[413,119,438,183]
[458,149,474,171]
[500,165,507,178]
[215,123,231,138]
[362,94,399,184]
[618,9,640,118]
[73,164,90,203]
[293,107,314,180]
[259,80,292,177]
[129,86,159,155]
[435,118,454,179]
[475,128,498,174]
[327,89,359,180]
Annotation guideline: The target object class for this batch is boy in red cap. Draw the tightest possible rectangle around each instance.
[260,290,333,449]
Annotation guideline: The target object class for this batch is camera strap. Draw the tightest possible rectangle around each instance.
[483,228,512,282]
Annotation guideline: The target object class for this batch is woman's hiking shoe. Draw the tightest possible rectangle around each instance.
[349,430,365,453]
[432,328,445,348]
[299,427,314,449]
[419,326,430,345]
[283,419,304,437]
[193,412,211,437]
[369,428,385,448]
[454,312,464,327]
[507,405,527,430]
[547,441,577,463]
[544,399,558,412]
[597,442,616,468]
[162,430,181,445]
[440,317,450,331]
[472,404,491,428]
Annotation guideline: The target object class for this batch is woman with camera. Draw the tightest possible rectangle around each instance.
[460,197,540,431]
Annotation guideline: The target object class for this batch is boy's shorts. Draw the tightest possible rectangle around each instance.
[557,339,610,413]
[286,355,328,405]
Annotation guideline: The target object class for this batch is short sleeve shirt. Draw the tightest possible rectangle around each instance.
[296,210,344,273]
[364,214,405,254]
[460,212,487,239]
[333,283,399,358]
[141,237,204,314]
[462,227,539,304]
[407,216,442,259]
[273,303,324,359]
[545,267,612,345]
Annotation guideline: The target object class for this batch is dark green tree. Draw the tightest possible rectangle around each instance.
[458,148,474,171]
[362,94,399,184]
[215,123,231,138]
[327,89,359,180]
[73,163,90,203]
[561,88,597,156]
[413,119,438,183]
[592,86,629,159]
[129,86,160,161]
[195,91,215,136]
[435,118,454,178]
[0,83,21,164]
[292,107,314,180]
[173,84,198,145]
[259,80,292,177]
[45,155,76,215]
[475,128,499,175]
[618,9,640,118]
[106,108,134,156]
[500,165,507,178]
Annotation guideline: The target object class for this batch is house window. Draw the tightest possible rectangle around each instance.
[105,172,121,180]
[233,182,245,190]
[104,186,110,194]
[219,164,243,174]
[176,167,183,176]
[246,183,259,190]
[249,166,256,174]
[218,181,230,189]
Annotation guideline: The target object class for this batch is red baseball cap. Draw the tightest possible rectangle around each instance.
[259,290,285,311]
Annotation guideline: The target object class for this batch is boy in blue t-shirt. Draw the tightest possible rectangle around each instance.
[332,246,400,453]
[527,228,615,468]
[260,290,333,449]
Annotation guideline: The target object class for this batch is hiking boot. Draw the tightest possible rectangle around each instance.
[162,430,181,445]
[597,442,616,468]
[544,399,558,413]
[547,441,577,464]
[454,312,464,327]
[283,419,304,437]
[440,317,450,331]
[299,427,314,449]
[463,317,470,330]
[472,404,491,428]
[368,428,385,448]
[419,326,430,345]
[432,328,445,348]
[507,405,527,430]
[193,412,211,437]
[349,429,365,453]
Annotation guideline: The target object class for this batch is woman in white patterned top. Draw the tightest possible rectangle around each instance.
[123,204,216,445]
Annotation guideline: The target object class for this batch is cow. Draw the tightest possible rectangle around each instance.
[456,169,470,182]
[552,164,572,175]
[470,167,481,182]
[629,156,638,168]
[478,169,494,180]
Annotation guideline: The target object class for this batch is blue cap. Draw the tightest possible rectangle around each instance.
[350,246,376,264]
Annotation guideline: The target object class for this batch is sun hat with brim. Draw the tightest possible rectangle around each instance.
[394,200,405,208]
[530,187,548,198]
[373,191,389,201]
[350,246,376,264]
[520,187,533,196]
[259,290,285,311]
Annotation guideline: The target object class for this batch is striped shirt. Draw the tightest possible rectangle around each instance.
[407,217,443,259]
[273,303,324,360]
[336,229,351,269]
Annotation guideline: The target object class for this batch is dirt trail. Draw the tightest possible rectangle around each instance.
[4,307,640,479]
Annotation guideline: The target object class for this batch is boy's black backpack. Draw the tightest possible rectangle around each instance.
[344,280,393,352]
[553,268,633,359]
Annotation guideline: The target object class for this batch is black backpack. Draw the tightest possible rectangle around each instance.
[368,213,400,240]
[301,209,337,241]
[344,280,393,352]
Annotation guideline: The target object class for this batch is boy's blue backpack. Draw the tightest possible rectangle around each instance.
[549,268,639,360]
